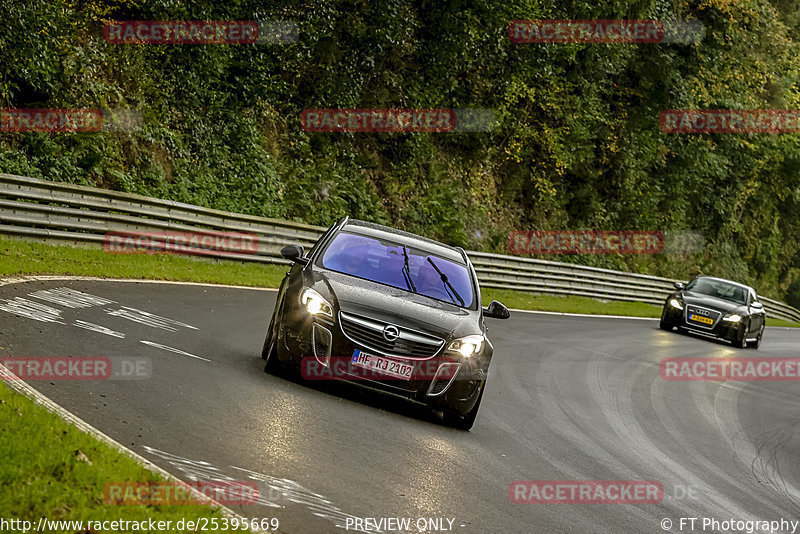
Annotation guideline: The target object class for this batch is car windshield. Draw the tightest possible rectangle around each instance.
[320,231,475,308]
[685,278,748,305]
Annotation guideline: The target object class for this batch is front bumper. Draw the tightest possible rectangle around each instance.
[280,313,486,416]
[661,303,745,343]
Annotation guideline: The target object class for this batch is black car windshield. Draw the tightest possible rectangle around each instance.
[320,231,475,308]
[685,278,748,305]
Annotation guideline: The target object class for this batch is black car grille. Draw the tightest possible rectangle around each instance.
[685,305,722,329]
[339,311,444,358]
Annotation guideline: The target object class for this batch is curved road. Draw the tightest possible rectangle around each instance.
[2,279,800,533]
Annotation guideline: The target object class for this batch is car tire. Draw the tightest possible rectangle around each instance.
[261,333,272,360]
[262,330,282,374]
[752,324,765,350]
[444,386,484,431]
[659,308,673,331]
[261,313,277,359]
[733,331,748,349]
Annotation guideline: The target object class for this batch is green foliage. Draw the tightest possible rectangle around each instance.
[0,380,250,532]
[0,0,799,301]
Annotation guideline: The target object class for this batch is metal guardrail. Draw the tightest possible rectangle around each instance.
[1,173,799,323]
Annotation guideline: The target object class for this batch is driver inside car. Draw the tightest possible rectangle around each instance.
[330,243,373,278]
[415,261,445,297]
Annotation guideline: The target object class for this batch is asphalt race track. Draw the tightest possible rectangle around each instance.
[2,279,800,534]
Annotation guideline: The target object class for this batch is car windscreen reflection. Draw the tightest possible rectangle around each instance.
[320,231,475,308]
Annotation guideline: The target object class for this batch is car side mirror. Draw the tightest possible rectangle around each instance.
[673,282,685,290]
[484,300,510,319]
[750,301,764,310]
[281,244,308,265]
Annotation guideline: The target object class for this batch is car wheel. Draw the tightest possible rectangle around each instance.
[659,308,673,330]
[261,309,278,358]
[443,386,484,431]
[261,329,272,360]
[262,330,282,374]
[752,324,765,350]
[733,331,748,349]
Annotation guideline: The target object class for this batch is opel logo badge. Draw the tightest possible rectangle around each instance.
[383,325,399,342]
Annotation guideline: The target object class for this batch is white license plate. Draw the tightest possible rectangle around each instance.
[351,350,413,380]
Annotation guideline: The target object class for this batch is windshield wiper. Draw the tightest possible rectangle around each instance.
[402,246,417,293]
[426,257,465,306]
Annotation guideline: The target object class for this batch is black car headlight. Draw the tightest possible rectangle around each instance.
[300,287,333,318]
[447,335,485,358]
[722,313,742,323]
[669,298,683,310]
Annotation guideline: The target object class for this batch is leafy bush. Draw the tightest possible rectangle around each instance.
[1,0,798,301]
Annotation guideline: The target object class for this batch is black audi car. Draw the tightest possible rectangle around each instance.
[261,217,510,429]
[659,275,766,348]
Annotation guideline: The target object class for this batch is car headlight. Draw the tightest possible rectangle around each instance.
[669,298,683,310]
[300,287,333,318]
[722,313,742,323]
[448,335,485,358]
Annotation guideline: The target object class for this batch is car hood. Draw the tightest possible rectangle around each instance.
[312,270,478,339]
[681,291,746,314]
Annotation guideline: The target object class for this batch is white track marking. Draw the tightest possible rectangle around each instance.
[139,340,210,362]
[72,320,126,338]
[0,275,795,328]
[28,287,115,308]
[106,306,197,332]
[0,275,278,292]
[141,446,382,532]
[0,297,64,324]
[0,361,266,533]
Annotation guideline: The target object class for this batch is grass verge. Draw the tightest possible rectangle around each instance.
[0,237,288,288]
[0,380,259,534]
[1,236,798,328]
[481,288,663,317]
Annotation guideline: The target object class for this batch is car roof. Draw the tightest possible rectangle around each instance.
[341,219,466,264]
[693,275,755,292]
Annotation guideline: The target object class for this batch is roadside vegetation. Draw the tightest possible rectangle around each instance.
[1,1,799,307]
[0,380,259,534]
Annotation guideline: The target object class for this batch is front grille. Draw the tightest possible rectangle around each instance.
[339,312,444,358]
[685,305,721,329]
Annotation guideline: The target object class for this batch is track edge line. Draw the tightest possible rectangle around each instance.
[0,362,268,534]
